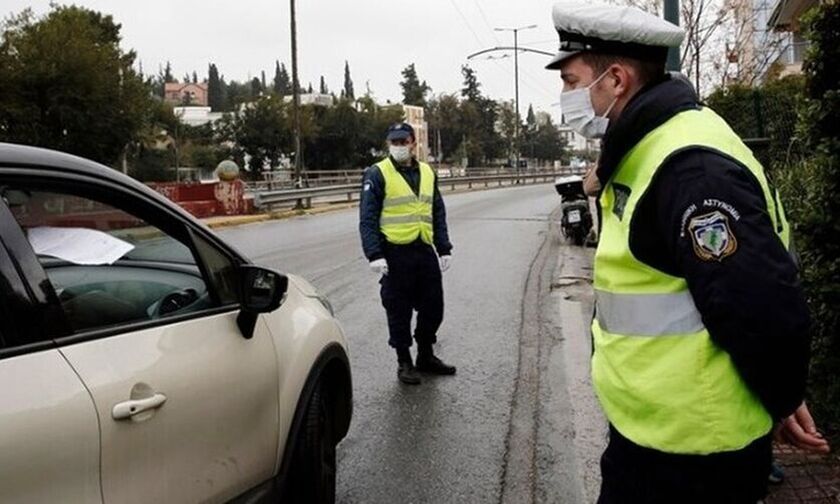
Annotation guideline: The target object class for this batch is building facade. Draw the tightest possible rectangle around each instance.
[768,0,817,76]
[164,83,209,107]
[403,105,430,162]
[172,107,224,127]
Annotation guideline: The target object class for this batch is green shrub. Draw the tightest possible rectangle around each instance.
[775,0,840,442]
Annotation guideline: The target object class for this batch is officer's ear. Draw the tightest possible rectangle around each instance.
[606,63,633,99]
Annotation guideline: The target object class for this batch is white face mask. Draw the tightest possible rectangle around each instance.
[560,70,618,139]
[389,144,412,163]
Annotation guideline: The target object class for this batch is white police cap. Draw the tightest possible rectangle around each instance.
[546,1,685,69]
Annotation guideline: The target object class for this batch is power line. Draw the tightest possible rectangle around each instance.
[445,1,556,107]
[447,0,488,48]
[472,0,502,44]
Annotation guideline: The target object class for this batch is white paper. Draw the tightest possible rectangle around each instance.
[27,226,135,265]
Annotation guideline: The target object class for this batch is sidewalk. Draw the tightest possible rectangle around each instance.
[767,444,840,503]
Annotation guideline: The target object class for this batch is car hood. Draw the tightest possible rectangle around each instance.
[287,274,320,298]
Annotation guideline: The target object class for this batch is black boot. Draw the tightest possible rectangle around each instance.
[397,361,421,385]
[416,346,456,375]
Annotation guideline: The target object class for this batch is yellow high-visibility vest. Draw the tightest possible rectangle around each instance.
[593,106,790,454]
[377,157,435,245]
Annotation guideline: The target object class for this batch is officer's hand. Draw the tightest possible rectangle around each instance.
[775,402,830,454]
[439,254,452,273]
[369,258,388,276]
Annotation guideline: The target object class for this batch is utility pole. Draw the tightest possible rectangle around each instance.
[664,0,681,71]
[492,25,537,181]
[290,0,304,207]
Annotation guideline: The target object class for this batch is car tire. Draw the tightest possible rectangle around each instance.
[288,380,336,504]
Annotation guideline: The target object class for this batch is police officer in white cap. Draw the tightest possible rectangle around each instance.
[546,1,828,502]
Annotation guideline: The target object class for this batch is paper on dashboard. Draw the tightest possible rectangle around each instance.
[27,226,135,265]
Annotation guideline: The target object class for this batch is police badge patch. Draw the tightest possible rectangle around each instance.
[687,211,738,261]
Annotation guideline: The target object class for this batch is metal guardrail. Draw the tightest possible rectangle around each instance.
[245,166,577,193]
[253,168,585,209]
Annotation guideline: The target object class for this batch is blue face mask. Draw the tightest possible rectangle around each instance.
[560,70,618,139]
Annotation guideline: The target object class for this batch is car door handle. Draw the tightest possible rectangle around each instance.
[112,393,167,420]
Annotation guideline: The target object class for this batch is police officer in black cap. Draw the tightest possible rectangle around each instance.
[359,122,456,385]
[545,0,827,502]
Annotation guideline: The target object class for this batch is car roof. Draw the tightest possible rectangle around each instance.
[0,142,202,216]
[0,142,250,256]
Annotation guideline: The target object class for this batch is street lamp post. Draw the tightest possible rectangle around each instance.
[290,0,304,208]
[494,25,536,181]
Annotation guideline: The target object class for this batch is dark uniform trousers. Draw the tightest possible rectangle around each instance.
[598,426,772,504]
[380,241,443,349]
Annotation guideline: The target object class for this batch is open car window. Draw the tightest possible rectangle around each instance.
[2,186,219,334]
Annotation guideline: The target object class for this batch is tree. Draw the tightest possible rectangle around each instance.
[192,71,198,84]
[319,75,328,94]
[427,93,466,162]
[163,60,175,83]
[460,65,482,102]
[216,95,292,175]
[497,101,522,161]
[531,113,567,163]
[459,65,503,165]
[526,104,537,131]
[0,6,154,165]
[302,98,403,170]
[273,61,291,95]
[400,63,431,107]
[207,63,223,111]
[774,0,840,445]
[307,82,314,94]
[343,60,355,100]
[225,79,250,109]
[250,77,262,97]
[261,70,266,91]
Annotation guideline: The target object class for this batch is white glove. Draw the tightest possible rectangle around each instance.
[439,254,452,272]
[369,258,388,276]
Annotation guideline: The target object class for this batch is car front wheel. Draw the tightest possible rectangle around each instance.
[288,380,336,504]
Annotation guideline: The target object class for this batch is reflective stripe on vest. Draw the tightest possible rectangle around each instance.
[592,106,784,455]
[595,289,705,336]
[380,214,434,225]
[377,157,435,245]
[382,194,435,208]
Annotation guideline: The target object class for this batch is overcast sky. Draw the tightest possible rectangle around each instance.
[4,0,567,118]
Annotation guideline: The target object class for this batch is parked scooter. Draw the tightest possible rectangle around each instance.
[554,175,593,246]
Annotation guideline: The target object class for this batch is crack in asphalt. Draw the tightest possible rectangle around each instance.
[499,207,563,504]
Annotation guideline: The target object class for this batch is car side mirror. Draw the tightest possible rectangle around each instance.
[237,265,288,339]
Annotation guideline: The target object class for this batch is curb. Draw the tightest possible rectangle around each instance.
[201,202,359,230]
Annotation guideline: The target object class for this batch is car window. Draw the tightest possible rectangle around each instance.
[3,187,217,333]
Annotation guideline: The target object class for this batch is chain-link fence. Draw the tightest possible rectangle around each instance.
[705,74,806,174]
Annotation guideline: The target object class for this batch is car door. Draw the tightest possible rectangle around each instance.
[0,202,101,503]
[0,176,281,504]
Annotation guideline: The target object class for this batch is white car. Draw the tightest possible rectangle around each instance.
[0,143,352,503]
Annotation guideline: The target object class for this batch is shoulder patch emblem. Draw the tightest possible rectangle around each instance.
[612,184,631,220]
[363,182,371,192]
[688,211,738,261]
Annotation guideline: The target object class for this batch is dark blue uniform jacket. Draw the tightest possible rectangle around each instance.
[596,74,811,421]
[359,157,452,261]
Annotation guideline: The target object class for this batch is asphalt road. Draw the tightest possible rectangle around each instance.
[218,184,605,504]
